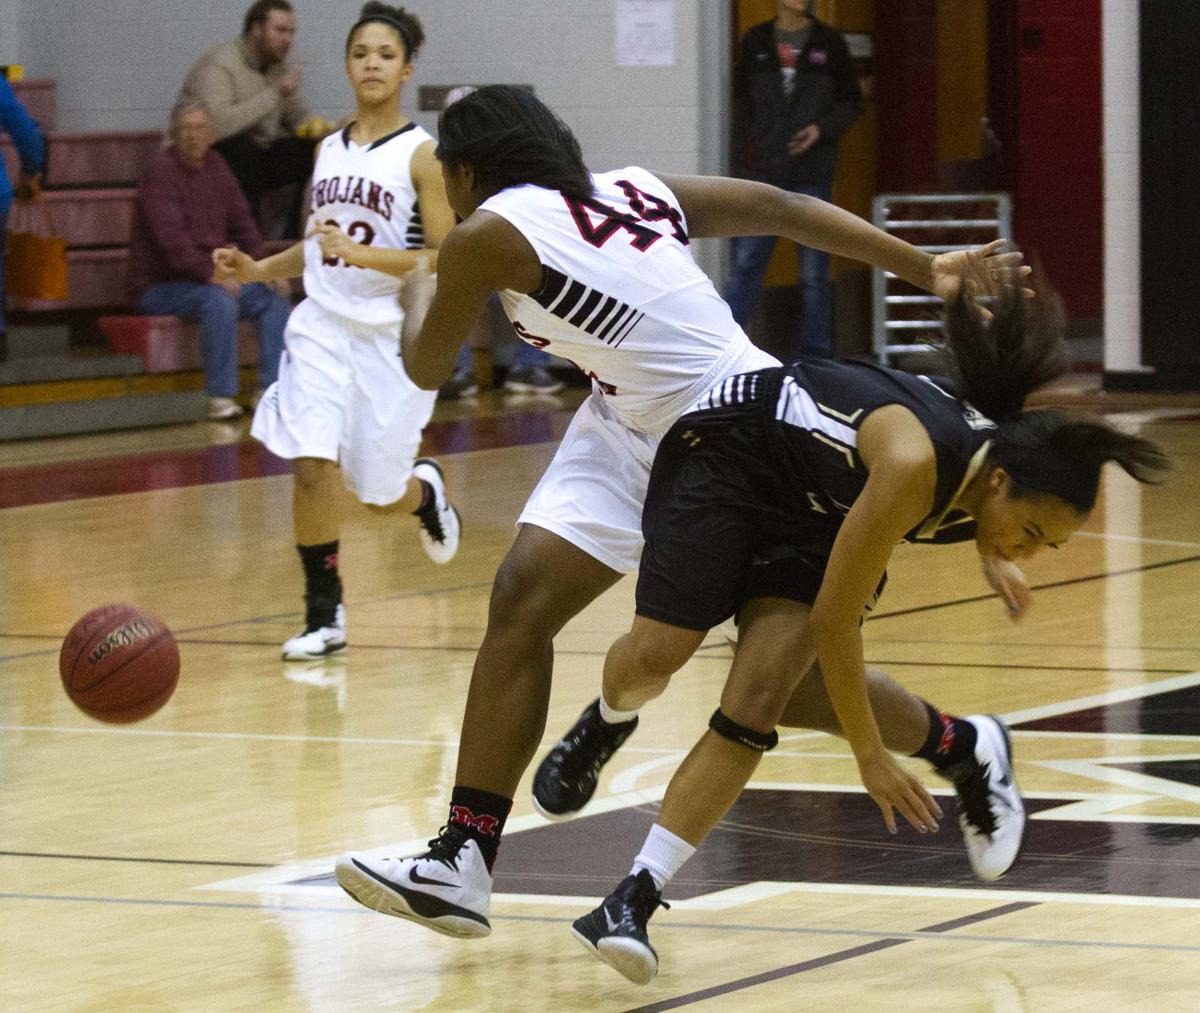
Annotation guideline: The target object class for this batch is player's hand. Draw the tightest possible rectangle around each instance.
[271,278,292,298]
[981,555,1030,623]
[929,240,1032,316]
[312,220,360,266]
[212,246,261,284]
[788,123,821,156]
[856,748,942,835]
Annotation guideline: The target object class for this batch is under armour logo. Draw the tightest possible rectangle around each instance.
[450,805,500,836]
[681,430,701,447]
[324,552,339,570]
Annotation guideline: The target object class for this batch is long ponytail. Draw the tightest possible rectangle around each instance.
[942,278,1169,511]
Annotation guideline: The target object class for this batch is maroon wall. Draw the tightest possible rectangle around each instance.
[1012,0,1102,317]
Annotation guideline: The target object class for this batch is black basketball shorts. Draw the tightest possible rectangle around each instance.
[634,409,866,631]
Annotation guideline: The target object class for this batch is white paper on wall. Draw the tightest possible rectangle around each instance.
[615,0,675,67]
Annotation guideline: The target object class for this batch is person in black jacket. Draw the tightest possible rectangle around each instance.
[726,0,863,358]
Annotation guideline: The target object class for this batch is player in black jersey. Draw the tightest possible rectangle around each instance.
[565,283,1169,985]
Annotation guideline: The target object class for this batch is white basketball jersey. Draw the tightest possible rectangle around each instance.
[480,167,763,430]
[302,122,433,327]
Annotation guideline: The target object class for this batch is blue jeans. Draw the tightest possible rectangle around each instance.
[724,181,834,359]
[0,206,8,338]
[453,319,552,372]
[138,281,289,396]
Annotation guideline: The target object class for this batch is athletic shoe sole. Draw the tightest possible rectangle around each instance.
[334,855,491,939]
[984,713,1026,879]
[280,641,347,662]
[503,382,564,395]
[530,792,576,822]
[570,927,657,985]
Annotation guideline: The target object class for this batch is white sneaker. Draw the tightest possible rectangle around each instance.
[413,458,461,565]
[948,715,1026,881]
[207,396,244,421]
[335,826,492,938]
[281,604,347,661]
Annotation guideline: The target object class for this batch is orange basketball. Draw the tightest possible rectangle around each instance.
[59,604,180,723]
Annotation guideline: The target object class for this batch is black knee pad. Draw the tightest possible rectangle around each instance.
[709,708,779,752]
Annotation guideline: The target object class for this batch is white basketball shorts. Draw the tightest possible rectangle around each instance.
[519,339,778,573]
[251,298,436,506]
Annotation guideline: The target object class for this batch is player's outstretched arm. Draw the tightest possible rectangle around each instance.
[401,212,541,390]
[655,173,1027,299]
[212,241,305,284]
[809,407,942,835]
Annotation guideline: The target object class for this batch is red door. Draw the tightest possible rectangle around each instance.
[1012,0,1102,317]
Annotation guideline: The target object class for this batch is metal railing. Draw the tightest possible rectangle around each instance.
[871,192,1013,365]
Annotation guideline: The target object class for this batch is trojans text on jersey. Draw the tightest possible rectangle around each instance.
[312,176,396,221]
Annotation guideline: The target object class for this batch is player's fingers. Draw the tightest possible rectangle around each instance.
[978,239,1008,256]
[914,782,943,825]
[895,794,930,834]
[876,798,898,836]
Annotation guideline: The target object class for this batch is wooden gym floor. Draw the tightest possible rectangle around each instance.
[1,385,1199,1011]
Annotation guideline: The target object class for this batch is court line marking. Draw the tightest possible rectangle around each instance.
[1076,530,1200,550]
[8,890,1200,958]
[0,850,271,868]
[866,552,1200,623]
[1002,669,1200,724]
[622,902,1036,1012]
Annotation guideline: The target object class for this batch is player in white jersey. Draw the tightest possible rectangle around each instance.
[333,85,1025,937]
[212,4,460,661]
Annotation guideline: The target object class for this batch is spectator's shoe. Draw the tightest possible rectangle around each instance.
[503,364,564,395]
[943,715,1026,881]
[438,367,479,401]
[533,699,639,819]
[572,870,670,985]
[335,825,493,938]
[281,604,347,661]
[207,396,244,421]
[413,458,461,565]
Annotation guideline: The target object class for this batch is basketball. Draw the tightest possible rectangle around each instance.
[58,604,180,723]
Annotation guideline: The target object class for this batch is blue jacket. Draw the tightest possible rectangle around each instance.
[0,76,46,215]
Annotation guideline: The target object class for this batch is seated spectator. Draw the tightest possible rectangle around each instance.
[178,0,319,237]
[127,99,290,421]
[0,72,45,363]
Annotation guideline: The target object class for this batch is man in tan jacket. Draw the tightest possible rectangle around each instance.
[178,0,316,235]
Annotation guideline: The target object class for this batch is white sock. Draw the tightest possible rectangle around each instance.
[599,694,639,725]
[630,823,695,891]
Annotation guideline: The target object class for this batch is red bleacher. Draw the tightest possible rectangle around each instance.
[6,78,279,370]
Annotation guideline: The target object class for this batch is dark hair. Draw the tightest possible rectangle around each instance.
[243,0,292,35]
[435,85,594,201]
[943,280,1169,512]
[346,3,424,60]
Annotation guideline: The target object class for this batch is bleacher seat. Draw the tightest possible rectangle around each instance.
[12,78,55,129]
[9,248,128,311]
[2,130,161,188]
[99,315,266,373]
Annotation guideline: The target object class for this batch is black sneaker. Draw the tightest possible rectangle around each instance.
[532,699,638,819]
[571,870,670,985]
[438,367,479,401]
[503,364,564,395]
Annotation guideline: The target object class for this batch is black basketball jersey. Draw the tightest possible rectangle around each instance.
[686,358,997,543]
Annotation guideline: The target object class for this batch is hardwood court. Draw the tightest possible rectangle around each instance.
[2,391,1199,1011]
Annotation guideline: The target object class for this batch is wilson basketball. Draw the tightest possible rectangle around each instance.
[59,604,180,723]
